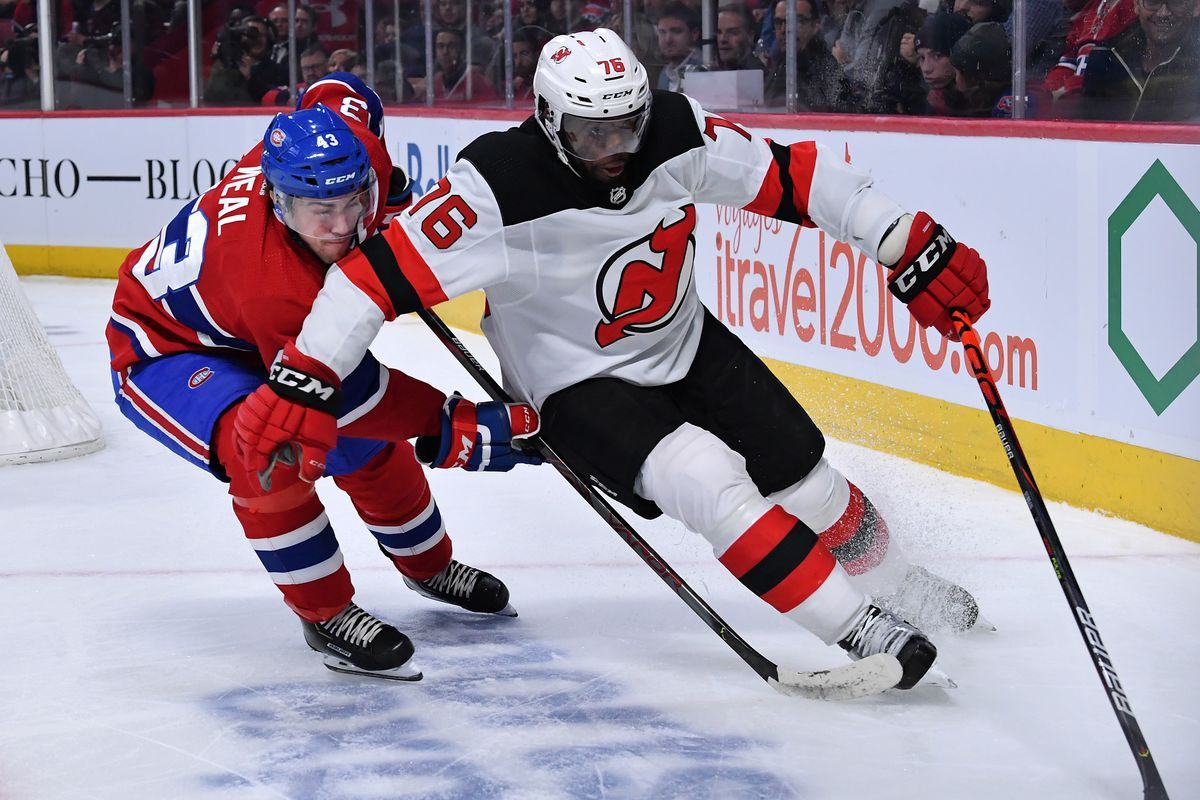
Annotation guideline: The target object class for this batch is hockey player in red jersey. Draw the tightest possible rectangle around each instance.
[234,34,992,691]
[105,73,541,681]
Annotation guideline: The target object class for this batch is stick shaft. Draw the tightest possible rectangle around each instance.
[417,308,784,683]
[951,310,1167,800]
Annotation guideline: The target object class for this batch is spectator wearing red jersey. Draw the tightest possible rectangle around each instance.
[1043,0,1137,115]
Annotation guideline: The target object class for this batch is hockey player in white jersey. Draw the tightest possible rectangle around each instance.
[234,30,992,690]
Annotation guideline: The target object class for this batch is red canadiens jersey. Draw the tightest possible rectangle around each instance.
[1045,0,1136,98]
[106,76,393,377]
[296,91,908,408]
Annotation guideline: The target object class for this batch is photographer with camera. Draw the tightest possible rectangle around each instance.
[207,14,280,105]
[0,23,39,109]
[58,19,155,108]
[54,0,161,108]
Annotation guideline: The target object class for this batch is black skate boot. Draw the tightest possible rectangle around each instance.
[301,602,421,681]
[877,566,984,634]
[838,603,937,690]
[403,559,517,616]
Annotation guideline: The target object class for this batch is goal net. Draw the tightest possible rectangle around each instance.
[0,242,104,465]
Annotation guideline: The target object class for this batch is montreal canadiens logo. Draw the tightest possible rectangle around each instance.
[188,367,215,388]
[269,129,286,147]
[594,205,696,348]
[550,46,571,63]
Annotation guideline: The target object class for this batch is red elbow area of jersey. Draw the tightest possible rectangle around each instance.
[743,140,818,227]
[785,140,818,221]
[745,157,784,218]
[343,226,448,320]
[382,224,448,307]
[336,248,400,318]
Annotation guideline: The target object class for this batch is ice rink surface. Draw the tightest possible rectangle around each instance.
[3,276,1197,800]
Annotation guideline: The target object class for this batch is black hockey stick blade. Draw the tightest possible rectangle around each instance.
[951,310,1168,800]
[417,307,902,700]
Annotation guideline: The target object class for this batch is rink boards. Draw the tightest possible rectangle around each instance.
[1,109,1196,540]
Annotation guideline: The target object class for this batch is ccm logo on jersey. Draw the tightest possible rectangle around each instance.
[188,367,215,388]
[889,226,956,302]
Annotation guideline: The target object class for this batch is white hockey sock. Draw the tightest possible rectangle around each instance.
[636,425,868,644]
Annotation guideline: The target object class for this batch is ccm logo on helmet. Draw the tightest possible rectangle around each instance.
[602,89,633,99]
[324,173,358,186]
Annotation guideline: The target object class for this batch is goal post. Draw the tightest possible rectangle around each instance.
[0,242,104,465]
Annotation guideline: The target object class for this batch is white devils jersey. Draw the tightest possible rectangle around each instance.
[299,91,906,408]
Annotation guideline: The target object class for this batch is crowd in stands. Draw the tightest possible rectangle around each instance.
[0,0,1195,120]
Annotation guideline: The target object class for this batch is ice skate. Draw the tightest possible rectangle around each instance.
[876,565,989,634]
[838,603,938,690]
[301,602,422,681]
[403,559,517,616]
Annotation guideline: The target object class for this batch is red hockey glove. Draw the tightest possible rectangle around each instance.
[415,392,543,472]
[234,342,341,489]
[887,212,990,341]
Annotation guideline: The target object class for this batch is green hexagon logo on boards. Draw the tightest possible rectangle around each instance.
[1108,159,1200,416]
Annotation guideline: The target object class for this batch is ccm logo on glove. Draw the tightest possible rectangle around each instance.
[233,343,343,488]
[886,211,990,341]
[268,363,340,411]
[889,223,955,302]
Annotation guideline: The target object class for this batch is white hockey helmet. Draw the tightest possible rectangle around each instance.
[533,28,652,171]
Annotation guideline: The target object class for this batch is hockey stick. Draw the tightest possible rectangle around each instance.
[951,310,1168,800]
[417,307,902,700]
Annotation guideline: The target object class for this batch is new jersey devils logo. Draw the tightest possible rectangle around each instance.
[550,46,571,63]
[595,205,696,348]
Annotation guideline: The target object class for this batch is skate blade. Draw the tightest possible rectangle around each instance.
[322,655,423,682]
[973,612,997,632]
[405,579,518,617]
[422,595,519,617]
[920,664,957,689]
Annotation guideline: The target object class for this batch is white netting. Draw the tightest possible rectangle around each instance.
[0,242,104,465]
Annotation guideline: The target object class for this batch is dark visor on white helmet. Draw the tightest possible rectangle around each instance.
[559,106,650,162]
